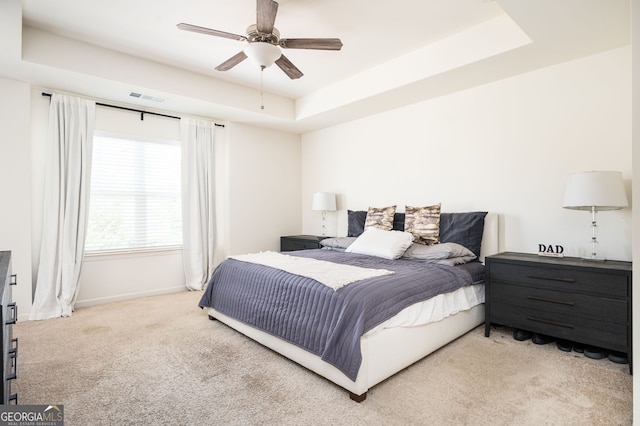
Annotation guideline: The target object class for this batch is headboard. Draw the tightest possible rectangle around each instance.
[479,212,499,262]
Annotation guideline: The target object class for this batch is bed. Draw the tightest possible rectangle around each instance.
[199,210,498,402]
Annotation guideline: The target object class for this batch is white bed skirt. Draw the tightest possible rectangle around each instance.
[206,303,484,399]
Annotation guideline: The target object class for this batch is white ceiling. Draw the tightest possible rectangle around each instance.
[20,0,505,99]
[2,0,632,133]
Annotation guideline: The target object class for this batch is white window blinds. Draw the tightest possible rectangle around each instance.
[85,134,182,252]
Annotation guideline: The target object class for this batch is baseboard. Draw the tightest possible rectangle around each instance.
[74,286,186,309]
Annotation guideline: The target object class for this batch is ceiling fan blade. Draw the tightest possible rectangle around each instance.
[257,0,278,34]
[177,23,247,42]
[215,51,248,71]
[275,55,303,80]
[279,38,343,50]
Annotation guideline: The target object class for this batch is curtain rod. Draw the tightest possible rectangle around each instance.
[41,92,224,127]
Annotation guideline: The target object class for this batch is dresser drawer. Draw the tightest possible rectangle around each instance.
[282,240,320,251]
[491,282,627,324]
[489,262,628,298]
[491,301,628,352]
[0,253,17,403]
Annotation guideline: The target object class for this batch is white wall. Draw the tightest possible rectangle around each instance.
[225,123,302,256]
[301,46,632,262]
[76,250,184,307]
[0,79,33,318]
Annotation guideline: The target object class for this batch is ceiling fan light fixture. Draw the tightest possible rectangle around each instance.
[244,42,281,68]
[177,0,342,79]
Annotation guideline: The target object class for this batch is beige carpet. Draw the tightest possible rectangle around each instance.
[14,291,632,425]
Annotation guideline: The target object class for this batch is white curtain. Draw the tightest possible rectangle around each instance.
[30,94,95,320]
[181,118,217,290]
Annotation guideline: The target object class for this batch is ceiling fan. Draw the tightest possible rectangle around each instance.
[177,0,343,80]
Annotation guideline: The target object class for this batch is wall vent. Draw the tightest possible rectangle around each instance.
[129,92,166,102]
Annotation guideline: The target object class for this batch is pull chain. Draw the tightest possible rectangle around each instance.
[260,65,265,110]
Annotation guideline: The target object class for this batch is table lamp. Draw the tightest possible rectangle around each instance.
[312,192,336,236]
[562,171,628,260]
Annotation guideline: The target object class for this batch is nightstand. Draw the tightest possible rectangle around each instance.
[280,235,331,252]
[484,252,632,373]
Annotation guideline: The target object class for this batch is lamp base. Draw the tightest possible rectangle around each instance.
[581,256,607,262]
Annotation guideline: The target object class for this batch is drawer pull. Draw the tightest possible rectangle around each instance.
[7,349,17,380]
[6,303,17,325]
[527,295,575,306]
[9,274,16,286]
[527,316,575,329]
[527,274,575,283]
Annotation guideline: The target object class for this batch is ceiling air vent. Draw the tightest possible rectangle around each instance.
[129,92,166,103]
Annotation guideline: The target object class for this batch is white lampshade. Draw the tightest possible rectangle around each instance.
[244,42,281,68]
[311,192,336,211]
[563,171,628,211]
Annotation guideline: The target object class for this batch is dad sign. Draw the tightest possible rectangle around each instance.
[538,244,564,255]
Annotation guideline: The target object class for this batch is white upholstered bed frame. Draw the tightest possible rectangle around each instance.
[206,213,499,401]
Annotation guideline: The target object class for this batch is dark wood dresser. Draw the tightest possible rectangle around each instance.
[484,252,632,373]
[280,235,331,252]
[0,252,17,403]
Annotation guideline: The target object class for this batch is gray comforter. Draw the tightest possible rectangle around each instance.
[199,249,483,381]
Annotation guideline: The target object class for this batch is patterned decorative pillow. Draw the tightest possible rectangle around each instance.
[364,205,397,231]
[404,204,441,245]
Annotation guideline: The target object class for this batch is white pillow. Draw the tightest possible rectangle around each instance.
[345,228,414,260]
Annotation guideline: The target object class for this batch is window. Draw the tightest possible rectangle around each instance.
[85,133,182,252]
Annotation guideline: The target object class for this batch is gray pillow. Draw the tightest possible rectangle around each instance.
[439,212,487,257]
[435,255,478,266]
[320,237,357,251]
[401,242,475,261]
[347,210,367,237]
